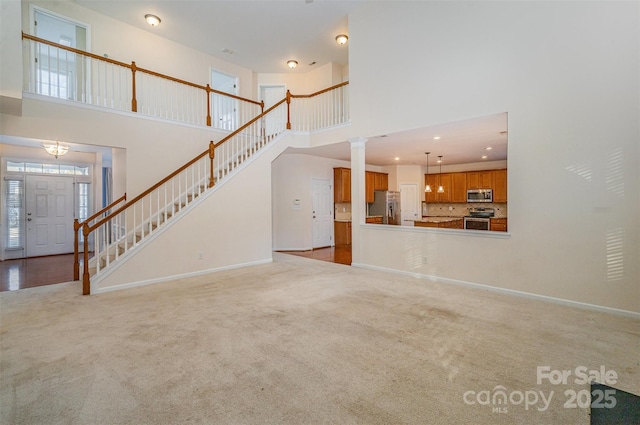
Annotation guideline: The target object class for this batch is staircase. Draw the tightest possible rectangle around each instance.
[75,83,349,294]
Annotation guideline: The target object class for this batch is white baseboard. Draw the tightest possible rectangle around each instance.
[94,258,273,294]
[351,262,640,319]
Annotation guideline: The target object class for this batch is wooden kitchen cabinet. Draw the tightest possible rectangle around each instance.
[366,216,383,224]
[334,168,351,203]
[365,171,375,203]
[467,171,493,189]
[425,174,439,203]
[334,221,352,246]
[374,173,388,190]
[437,173,452,202]
[451,172,467,203]
[490,217,508,232]
[425,173,452,202]
[492,169,507,202]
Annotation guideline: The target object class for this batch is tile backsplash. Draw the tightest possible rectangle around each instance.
[425,203,508,218]
[335,202,352,220]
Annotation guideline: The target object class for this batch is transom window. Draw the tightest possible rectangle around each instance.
[7,161,89,175]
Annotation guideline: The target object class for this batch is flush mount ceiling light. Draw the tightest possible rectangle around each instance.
[145,14,161,27]
[424,152,432,193]
[335,34,349,45]
[437,155,445,193]
[287,60,298,69]
[433,136,441,140]
[42,141,70,159]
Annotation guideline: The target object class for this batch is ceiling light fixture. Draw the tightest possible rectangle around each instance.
[485,146,493,150]
[335,34,349,45]
[43,141,70,159]
[433,136,441,140]
[287,60,298,69]
[437,155,445,193]
[482,155,488,159]
[145,14,161,27]
[424,152,432,193]
[394,157,400,161]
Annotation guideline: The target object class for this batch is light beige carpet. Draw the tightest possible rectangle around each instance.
[1,253,638,424]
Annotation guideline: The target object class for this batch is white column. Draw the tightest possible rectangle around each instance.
[349,137,367,264]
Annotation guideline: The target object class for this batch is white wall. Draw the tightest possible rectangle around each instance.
[349,1,639,313]
[21,0,256,100]
[0,0,22,100]
[257,62,346,96]
[272,153,351,250]
[96,132,294,291]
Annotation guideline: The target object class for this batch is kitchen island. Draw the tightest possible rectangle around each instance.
[414,216,464,229]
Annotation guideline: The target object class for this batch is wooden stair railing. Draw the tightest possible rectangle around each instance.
[73,193,126,281]
[22,32,263,129]
[78,82,349,294]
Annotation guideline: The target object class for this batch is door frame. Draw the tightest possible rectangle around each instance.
[25,174,75,257]
[399,182,420,226]
[311,177,332,249]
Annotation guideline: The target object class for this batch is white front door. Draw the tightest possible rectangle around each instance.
[311,178,332,248]
[399,183,419,226]
[26,175,74,257]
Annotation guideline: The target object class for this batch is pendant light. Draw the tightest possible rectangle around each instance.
[437,155,445,193]
[424,152,432,193]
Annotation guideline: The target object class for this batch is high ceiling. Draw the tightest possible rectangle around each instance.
[24,1,509,167]
[76,0,359,74]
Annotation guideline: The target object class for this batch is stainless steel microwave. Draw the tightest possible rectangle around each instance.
[467,189,493,203]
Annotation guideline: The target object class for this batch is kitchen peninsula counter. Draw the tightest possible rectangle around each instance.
[414,216,464,229]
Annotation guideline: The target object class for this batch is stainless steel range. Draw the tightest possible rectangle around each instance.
[464,207,495,231]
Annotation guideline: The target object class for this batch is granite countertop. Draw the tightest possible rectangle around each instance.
[415,216,464,224]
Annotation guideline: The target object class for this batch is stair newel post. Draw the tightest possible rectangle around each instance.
[131,61,138,112]
[206,84,212,127]
[82,224,91,295]
[286,90,292,130]
[73,219,80,281]
[208,141,216,188]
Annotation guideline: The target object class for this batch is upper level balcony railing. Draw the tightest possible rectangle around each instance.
[22,33,264,132]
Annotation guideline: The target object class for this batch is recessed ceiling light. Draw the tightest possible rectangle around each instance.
[433,136,441,140]
[394,157,400,161]
[485,146,492,150]
[481,155,488,159]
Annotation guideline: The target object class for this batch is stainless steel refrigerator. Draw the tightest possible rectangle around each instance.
[369,190,401,225]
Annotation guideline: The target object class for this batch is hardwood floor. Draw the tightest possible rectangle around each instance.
[278,245,352,266]
[0,254,76,292]
[1,246,351,293]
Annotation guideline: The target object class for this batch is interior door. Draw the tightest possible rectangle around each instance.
[260,85,286,136]
[311,178,332,248]
[399,183,419,226]
[26,175,74,257]
[211,70,238,130]
[33,9,87,100]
